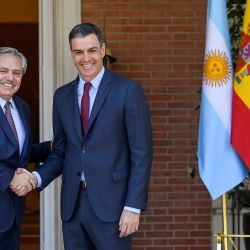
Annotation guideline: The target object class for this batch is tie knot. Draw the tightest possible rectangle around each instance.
[5,101,11,109]
[84,82,91,92]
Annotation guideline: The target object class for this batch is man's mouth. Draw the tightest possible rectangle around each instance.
[0,80,16,88]
[82,63,92,68]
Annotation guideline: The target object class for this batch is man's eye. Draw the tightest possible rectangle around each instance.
[13,72,22,77]
[0,69,7,74]
[90,49,98,53]
[73,51,82,55]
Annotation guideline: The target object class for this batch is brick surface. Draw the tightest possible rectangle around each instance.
[83,0,210,249]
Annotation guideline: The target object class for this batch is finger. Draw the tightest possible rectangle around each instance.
[127,225,134,236]
[20,169,33,178]
[15,185,25,192]
[124,227,131,237]
[119,217,123,232]
[25,182,33,193]
[17,182,32,196]
[26,173,37,189]
[29,174,37,189]
[15,186,27,196]
[125,223,135,236]
[10,184,17,192]
[119,223,128,238]
[130,221,139,234]
[10,184,23,193]
[16,168,23,174]
[131,223,138,234]
[135,223,139,232]
[16,190,28,196]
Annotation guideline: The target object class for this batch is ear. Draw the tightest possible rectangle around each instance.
[101,42,106,58]
[70,47,74,58]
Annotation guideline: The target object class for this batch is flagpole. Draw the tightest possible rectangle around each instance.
[222,194,229,250]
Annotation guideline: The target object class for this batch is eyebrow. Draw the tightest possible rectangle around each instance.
[0,67,21,71]
[72,46,100,52]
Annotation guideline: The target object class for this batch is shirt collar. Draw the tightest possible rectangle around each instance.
[79,67,105,89]
[0,97,14,110]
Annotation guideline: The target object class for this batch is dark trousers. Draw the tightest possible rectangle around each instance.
[0,223,20,250]
[62,188,131,250]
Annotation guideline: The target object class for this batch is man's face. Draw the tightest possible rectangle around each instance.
[0,54,23,101]
[71,34,105,82]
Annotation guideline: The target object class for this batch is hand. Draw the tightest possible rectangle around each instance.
[119,209,140,238]
[16,168,38,189]
[10,168,37,196]
[10,170,32,196]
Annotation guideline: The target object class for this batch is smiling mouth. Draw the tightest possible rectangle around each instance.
[82,63,93,68]
[0,80,16,88]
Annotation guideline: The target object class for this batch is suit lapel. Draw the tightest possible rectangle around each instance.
[68,78,83,141]
[87,70,112,132]
[0,100,19,151]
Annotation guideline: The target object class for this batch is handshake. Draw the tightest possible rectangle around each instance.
[10,168,38,196]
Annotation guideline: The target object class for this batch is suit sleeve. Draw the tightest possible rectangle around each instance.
[35,91,65,189]
[124,82,152,210]
[30,141,51,163]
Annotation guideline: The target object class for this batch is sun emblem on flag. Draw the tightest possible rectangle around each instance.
[203,49,231,87]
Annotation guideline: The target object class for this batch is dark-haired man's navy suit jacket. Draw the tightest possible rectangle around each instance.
[36,69,152,223]
[0,96,51,233]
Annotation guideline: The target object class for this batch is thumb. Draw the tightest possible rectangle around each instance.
[16,168,23,174]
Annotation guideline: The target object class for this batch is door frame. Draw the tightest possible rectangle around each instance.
[39,0,81,249]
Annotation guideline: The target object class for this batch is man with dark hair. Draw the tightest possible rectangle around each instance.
[0,47,51,250]
[31,23,152,250]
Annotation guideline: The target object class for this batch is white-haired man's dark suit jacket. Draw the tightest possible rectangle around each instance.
[0,96,51,249]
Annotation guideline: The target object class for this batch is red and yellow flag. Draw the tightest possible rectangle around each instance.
[231,0,250,169]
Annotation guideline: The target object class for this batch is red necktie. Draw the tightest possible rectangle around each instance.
[81,82,91,133]
[5,101,19,143]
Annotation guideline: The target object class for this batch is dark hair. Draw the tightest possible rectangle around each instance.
[69,23,105,49]
[0,47,27,74]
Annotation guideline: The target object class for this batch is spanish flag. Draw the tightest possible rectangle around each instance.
[231,0,250,169]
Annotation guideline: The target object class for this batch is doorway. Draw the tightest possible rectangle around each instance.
[0,1,40,249]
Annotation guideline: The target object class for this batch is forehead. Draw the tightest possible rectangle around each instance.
[0,54,22,70]
[71,34,100,50]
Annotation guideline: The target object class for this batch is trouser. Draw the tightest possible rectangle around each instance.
[62,188,132,250]
[0,222,20,250]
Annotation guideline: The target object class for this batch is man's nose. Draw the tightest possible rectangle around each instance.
[5,71,14,81]
[81,52,90,61]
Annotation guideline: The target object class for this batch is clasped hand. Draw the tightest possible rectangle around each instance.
[10,168,37,196]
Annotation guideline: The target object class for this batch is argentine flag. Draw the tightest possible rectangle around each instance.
[197,0,248,200]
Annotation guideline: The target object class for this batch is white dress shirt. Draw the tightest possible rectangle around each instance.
[0,97,25,154]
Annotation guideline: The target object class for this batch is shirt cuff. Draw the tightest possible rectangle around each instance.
[124,206,141,214]
[32,171,42,188]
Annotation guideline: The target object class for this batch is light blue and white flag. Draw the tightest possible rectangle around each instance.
[197,0,248,200]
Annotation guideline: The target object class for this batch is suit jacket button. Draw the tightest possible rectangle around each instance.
[82,150,86,154]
